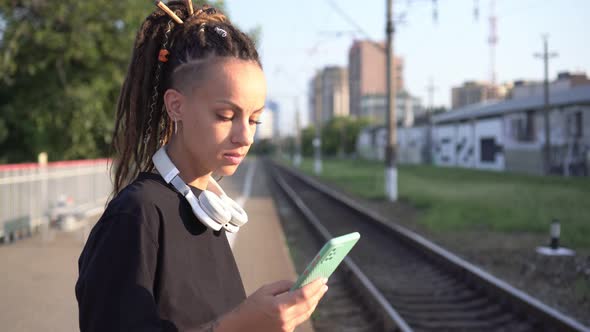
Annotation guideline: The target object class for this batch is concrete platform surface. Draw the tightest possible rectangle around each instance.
[225,159,314,332]
[0,226,86,332]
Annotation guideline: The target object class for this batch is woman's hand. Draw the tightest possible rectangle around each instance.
[218,277,329,332]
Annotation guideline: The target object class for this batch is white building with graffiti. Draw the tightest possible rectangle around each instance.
[356,85,590,176]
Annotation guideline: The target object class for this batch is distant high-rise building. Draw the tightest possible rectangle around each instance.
[321,66,349,123]
[348,40,404,118]
[266,99,280,138]
[451,81,500,109]
[309,73,321,127]
[360,91,424,127]
[255,100,279,141]
[308,66,349,125]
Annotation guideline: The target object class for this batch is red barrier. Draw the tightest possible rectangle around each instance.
[0,159,111,172]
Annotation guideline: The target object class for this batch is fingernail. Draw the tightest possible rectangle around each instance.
[321,285,328,292]
[322,278,328,284]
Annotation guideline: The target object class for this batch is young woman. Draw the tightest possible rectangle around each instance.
[75,2,328,331]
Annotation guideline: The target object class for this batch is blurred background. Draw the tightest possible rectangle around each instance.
[0,0,588,331]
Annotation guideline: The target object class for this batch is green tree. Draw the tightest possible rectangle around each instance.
[0,0,227,163]
[343,116,371,155]
[300,116,370,158]
[301,125,315,157]
[250,138,276,156]
[320,116,370,157]
[281,135,295,157]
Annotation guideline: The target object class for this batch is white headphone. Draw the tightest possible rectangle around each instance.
[152,145,248,233]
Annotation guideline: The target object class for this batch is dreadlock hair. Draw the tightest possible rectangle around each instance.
[110,1,261,196]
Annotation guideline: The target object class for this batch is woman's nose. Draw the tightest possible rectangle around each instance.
[231,119,254,146]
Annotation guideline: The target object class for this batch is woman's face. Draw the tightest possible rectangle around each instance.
[169,57,267,177]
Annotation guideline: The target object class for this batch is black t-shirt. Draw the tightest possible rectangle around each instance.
[75,172,246,332]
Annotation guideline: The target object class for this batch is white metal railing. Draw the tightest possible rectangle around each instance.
[0,158,112,241]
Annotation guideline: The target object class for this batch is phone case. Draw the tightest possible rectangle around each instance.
[290,232,360,291]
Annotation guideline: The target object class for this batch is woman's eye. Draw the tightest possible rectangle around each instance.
[217,115,233,122]
[217,114,260,125]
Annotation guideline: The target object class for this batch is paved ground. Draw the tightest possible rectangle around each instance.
[0,225,87,331]
[223,159,314,332]
[0,157,313,332]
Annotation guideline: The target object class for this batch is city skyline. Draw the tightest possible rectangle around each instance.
[226,0,590,136]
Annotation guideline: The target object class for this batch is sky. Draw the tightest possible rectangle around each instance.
[224,0,590,135]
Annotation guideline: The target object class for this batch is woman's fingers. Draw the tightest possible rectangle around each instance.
[289,284,329,327]
[277,277,327,305]
[277,278,329,323]
[260,280,295,296]
[248,277,328,330]
[294,283,329,318]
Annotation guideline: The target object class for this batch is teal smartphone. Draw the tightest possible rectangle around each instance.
[290,232,361,291]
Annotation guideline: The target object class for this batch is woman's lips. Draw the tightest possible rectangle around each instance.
[223,153,244,165]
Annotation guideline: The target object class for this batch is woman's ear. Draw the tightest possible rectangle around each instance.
[163,88,185,121]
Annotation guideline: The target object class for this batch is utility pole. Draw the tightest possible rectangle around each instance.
[426,77,437,111]
[385,0,397,201]
[294,98,302,167]
[425,77,437,164]
[488,0,498,87]
[313,71,323,175]
[431,0,438,24]
[275,107,282,159]
[534,35,558,175]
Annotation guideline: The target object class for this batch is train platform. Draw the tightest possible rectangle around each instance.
[222,158,315,332]
[0,158,314,332]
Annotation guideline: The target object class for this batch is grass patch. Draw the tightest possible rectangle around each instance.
[290,157,590,248]
[574,277,590,302]
[294,158,388,200]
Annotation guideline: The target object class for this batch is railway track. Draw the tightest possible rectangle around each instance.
[269,164,385,331]
[267,160,589,332]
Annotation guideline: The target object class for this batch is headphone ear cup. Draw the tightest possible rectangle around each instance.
[199,190,231,224]
[221,195,248,227]
[223,222,240,233]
